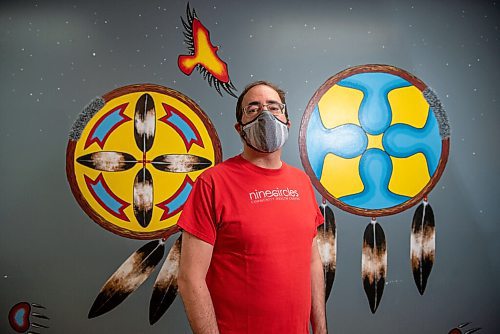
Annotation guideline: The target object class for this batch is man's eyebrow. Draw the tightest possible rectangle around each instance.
[246,99,281,106]
[266,99,280,104]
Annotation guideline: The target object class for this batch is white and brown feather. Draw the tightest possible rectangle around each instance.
[134,93,156,152]
[88,240,165,318]
[149,236,182,324]
[151,154,212,173]
[411,201,435,295]
[317,205,336,301]
[361,221,387,313]
[76,151,136,171]
[133,168,154,228]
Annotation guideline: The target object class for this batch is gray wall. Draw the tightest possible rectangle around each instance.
[1,0,498,332]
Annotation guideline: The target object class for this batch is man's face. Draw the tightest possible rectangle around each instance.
[240,84,287,125]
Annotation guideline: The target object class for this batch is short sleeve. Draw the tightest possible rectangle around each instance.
[306,178,324,236]
[315,205,324,228]
[177,176,217,245]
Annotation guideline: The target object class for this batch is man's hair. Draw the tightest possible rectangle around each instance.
[235,80,288,123]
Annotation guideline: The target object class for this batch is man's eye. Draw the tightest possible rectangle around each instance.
[269,104,281,112]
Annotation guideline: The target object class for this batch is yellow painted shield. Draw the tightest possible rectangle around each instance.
[67,84,222,239]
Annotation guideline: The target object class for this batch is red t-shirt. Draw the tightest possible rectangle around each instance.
[178,155,323,333]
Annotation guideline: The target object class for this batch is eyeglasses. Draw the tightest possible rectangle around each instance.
[243,102,286,117]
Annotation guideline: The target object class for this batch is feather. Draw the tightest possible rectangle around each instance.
[88,240,165,318]
[423,87,450,139]
[411,201,435,295]
[464,329,482,334]
[133,167,154,228]
[31,304,46,309]
[362,220,387,313]
[151,154,211,172]
[448,322,482,334]
[134,93,156,153]
[31,312,50,320]
[317,204,336,302]
[149,235,183,324]
[69,97,105,141]
[76,151,137,171]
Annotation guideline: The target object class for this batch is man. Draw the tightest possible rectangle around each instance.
[177,81,327,333]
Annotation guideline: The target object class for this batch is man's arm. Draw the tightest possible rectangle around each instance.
[310,238,328,333]
[178,231,219,334]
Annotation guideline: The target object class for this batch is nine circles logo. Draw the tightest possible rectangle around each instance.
[249,187,300,203]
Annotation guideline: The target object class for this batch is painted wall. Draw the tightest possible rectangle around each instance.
[1,0,498,332]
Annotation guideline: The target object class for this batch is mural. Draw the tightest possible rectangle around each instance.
[8,302,49,333]
[448,322,482,334]
[178,3,237,98]
[66,84,222,324]
[2,1,497,332]
[299,64,450,313]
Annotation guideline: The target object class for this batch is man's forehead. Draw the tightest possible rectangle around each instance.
[242,85,281,103]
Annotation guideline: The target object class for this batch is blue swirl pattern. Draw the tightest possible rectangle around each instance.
[306,72,442,210]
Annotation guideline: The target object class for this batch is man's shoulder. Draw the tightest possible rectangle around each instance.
[283,162,310,179]
[197,155,241,181]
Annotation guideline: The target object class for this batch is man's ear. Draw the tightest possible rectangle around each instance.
[287,119,292,128]
[234,123,241,133]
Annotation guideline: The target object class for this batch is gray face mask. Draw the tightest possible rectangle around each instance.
[240,110,289,153]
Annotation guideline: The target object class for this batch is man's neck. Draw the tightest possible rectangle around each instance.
[241,146,283,169]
